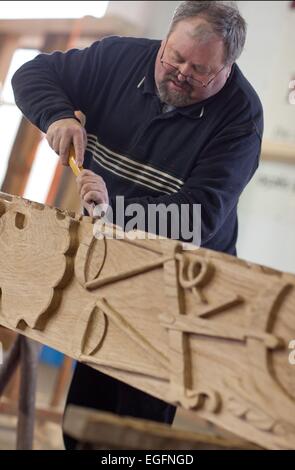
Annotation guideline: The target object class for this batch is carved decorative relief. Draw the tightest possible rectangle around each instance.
[0,198,77,328]
[0,192,294,450]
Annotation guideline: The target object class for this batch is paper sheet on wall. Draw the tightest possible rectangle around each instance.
[237,160,295,274]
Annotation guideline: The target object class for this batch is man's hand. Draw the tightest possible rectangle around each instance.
[46,117,87,167]
[76,169,109,217]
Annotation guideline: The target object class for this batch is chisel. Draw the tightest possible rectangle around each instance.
[68,145,105,217]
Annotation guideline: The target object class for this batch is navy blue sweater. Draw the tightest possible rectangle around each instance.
[12,36,263,255]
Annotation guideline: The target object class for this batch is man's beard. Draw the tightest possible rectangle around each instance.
[157,75,194,107]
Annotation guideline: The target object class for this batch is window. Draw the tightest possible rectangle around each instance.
[0,1,109,19]
[0,48,39,187]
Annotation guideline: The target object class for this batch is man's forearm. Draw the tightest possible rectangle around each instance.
[12,55,77,133]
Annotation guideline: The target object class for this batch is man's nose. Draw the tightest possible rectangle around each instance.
[177,71,187,82]
[177,64,190,82]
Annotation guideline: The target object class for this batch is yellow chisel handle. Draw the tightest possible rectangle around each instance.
[68,145,100,216]
[68,145,84,176]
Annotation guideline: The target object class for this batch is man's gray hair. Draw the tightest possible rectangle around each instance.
[169,1,247,65]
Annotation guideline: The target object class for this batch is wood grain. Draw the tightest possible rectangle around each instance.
[0,191,294,449]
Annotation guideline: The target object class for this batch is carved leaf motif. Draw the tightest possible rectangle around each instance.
[245,409,275,431]
[81,307,108,356]
[228,397,276,432]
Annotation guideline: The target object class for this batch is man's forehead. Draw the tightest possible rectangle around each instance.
[168,22,225,67]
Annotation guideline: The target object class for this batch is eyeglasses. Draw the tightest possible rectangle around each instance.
[160,40,226,88]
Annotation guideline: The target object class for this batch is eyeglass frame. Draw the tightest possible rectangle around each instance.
[160,39,227,88]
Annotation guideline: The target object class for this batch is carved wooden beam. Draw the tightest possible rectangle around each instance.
[0,191,294,450]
